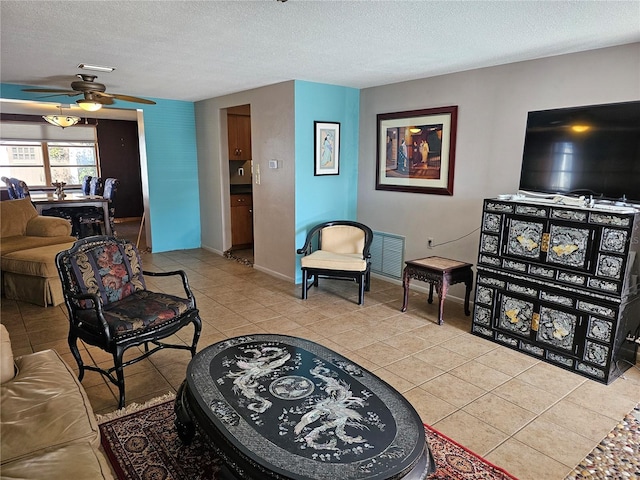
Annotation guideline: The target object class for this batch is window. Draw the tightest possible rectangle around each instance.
[48,142,99,185]
[0,141,98,187]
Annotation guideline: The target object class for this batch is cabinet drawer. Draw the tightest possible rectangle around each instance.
[231,194,252,206]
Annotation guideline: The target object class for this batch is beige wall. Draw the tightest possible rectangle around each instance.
[195,81,296,280]
[358,43,640,299]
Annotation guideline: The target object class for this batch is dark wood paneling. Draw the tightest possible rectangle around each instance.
[96,119,143,219]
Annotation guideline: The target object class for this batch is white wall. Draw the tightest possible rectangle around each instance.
[358,43,640,299]
[195,81,296,280]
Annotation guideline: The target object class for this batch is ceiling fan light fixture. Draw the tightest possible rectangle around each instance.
[77,99,103,111]
[77,63,115,73]
[42,107,81,128]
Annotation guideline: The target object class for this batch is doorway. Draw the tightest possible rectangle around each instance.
[226,104,254,265]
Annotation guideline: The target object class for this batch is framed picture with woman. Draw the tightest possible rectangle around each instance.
[314,121,340,176]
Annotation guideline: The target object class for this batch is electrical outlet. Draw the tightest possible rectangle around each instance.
[428,237,434,248]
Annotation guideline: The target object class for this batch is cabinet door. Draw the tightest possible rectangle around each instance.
[231,205,253,246]
[231,194,253,247]
[228,114,252,161]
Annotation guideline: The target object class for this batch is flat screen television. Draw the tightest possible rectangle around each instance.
[518,101,640,203]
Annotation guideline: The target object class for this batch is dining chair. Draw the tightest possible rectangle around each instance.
[81,175,92,195]
[55,235,202,408]
[89,177,104,196]
[1,177,30,199]
[77,178,119,237]
[297,220,374,305]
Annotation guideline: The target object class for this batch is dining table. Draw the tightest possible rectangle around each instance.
[30,192,112,236]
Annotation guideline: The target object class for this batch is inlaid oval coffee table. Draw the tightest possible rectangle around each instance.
[175,334,434,480]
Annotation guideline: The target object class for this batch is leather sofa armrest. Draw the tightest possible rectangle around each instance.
[26,215,72,237]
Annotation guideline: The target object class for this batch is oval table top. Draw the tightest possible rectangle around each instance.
[181,334,432,480]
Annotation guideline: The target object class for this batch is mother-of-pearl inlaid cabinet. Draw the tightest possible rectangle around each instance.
[472,198,640,384]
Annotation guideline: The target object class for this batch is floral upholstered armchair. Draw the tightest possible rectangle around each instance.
[55,235,202,408]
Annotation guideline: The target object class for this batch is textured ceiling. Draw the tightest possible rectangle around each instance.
[1,1,639,105]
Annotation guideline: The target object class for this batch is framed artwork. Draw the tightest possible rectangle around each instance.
[376,106,458,195]
[314,121,340,176]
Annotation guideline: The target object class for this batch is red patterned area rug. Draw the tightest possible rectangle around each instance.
[98,395,518,480]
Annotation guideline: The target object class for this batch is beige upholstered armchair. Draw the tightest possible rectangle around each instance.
[297,220,373,305]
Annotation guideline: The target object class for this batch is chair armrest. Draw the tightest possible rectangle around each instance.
[143,270,196,303]
[66,291,112,343]
[297,225,324,256]
[26,215,72,237]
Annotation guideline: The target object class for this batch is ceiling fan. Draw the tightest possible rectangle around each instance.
[23,74,156,111]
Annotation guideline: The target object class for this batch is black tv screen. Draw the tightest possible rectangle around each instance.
[519,101,640,203]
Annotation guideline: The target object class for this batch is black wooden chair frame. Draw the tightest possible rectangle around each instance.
[297,220,373,305]
[56,236,202,408]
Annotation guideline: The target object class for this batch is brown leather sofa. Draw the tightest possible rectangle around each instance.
[0,324,115,479]
[0,198,76,306]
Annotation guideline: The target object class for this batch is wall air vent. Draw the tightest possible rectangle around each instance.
[370,231,405,279]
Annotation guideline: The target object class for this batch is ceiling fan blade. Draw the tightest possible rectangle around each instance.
[109,93,156,105]
[95,96,115,105]
[22,88,80,96]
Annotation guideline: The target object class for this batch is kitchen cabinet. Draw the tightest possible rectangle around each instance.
[230,193,253,248]
[471,197,640,384]
[228,114,252,161]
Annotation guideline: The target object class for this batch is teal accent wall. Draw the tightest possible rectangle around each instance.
[294,81,360,282]
[1,83,201,252]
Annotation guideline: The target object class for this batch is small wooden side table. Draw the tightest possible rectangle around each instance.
[401,256,473,325]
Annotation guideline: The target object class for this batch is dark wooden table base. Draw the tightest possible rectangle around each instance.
[401,256,473,325]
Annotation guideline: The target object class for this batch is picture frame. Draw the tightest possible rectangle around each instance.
[314,121,340,176]
[376,106,458,195]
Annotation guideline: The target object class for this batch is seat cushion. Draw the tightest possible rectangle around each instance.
[0,235,76,256]
[1,242,76,277]
[301,250,367,271]
[0,350,100,464]
[77,290,195,338]
[0,442,115,479]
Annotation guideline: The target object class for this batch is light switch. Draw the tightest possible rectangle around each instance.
[269,160,278,169]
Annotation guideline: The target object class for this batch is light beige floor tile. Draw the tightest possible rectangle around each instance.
[85,382,118,414]
[605,371,640,403]
[432,410,508,456]
[353,342,408,367]
[411,323,463,346]
[485,438,572,480]
[327,328,377,351]
[492,378,562,414]
[539,399,618,442]
[514,417,597,468]
[475,346,539,377]
[463,393,537,435]
[403,388,457,425]
[381,332,431,354]
[564,380,639,421]
[412,345,469,371]
[123,369,174,407]
[439,333,499,358]
[448,360,512,390]
[373,368,415,393]
[516,361,586,397]
[419,372,486,407]
[385,356,444,385]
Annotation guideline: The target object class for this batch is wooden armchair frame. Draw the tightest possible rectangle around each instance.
[297,220,374,305]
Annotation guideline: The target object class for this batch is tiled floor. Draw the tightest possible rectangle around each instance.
[2,247,639,480]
